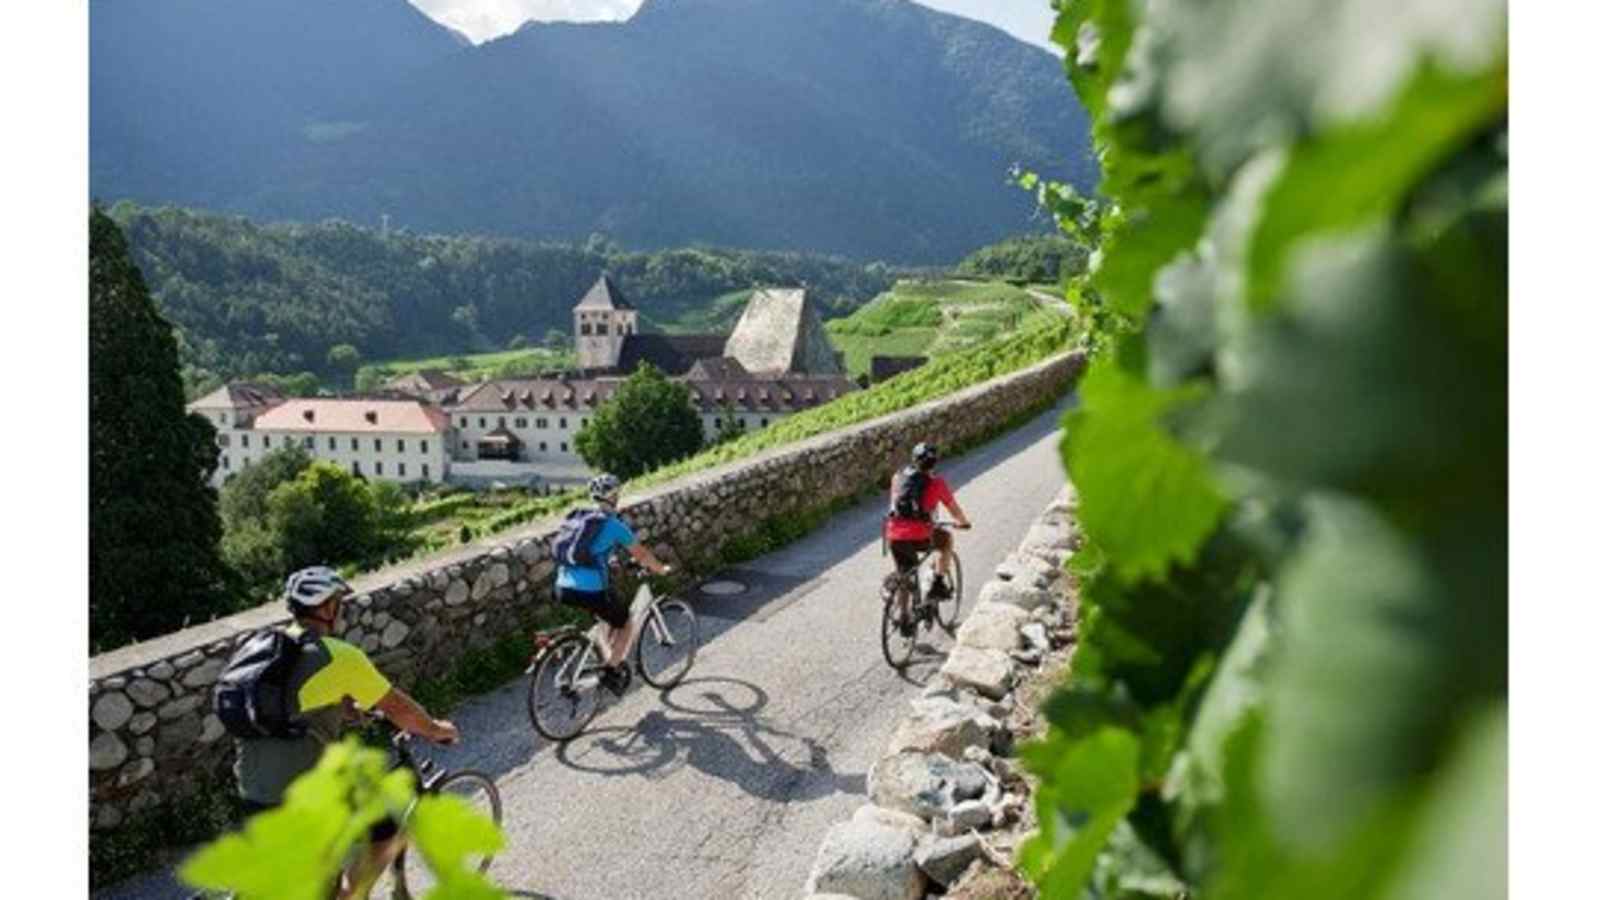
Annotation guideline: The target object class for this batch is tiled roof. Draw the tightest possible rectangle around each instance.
[450,378,624,411]
[684,357,751,381]
[574,274,635,311]
[188,382,285,410]
[386,369,464,391]
[452,372,857,414]
[254,399,450,434]
[614,334,728,376]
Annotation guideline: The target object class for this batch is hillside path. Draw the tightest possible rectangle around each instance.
[99,398,1070,900]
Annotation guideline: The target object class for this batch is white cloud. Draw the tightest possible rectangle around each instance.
[409,1,644,43]
[408,1,1055,49]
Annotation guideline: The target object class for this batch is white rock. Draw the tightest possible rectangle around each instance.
[126,678,171,708]
[1020,622,1050,652]
[940,646,1014,700]
[199,714,226,744]
[954,603,1029,652]
[977,579,1052,612]
[886,697,999,759]
[147,661,175,681]
[853,804,930,835]
[804,819,926,900]
[128,712,157,735]
[159,695,203,721]
[91,692,134,732]
[90,731,128,771]
[947,799,992,832]
[445,579,470,606]
[915,833,983,888]
[117,757,156,786]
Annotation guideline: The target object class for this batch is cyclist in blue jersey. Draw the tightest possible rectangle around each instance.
[556,474,672,694]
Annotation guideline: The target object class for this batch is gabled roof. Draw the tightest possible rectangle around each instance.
[386,369,464,392]
[450,378,625,411]
[615,334,727,376]
[574,274,635,311]
[723,287,844,376]
[254,399,450,434]
[188,382,285,410]
[684,356,751,381]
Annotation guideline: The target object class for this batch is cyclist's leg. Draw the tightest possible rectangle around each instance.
[593,588,634,668]
[933,528,954,579]
[888,541,921,617]
[337,816,403,900]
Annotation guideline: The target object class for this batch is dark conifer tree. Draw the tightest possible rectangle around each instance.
[90,206,235,649]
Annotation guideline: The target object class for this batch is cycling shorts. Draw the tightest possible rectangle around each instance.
[889,529,951,571]
[557,585,629,629]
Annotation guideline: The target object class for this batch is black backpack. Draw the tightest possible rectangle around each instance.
[213,629,315,739]
[552,507,610,568]
[890,466,932,522]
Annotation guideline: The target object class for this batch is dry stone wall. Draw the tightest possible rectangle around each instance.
[89,350,1086,836]
[802,485,1081,899]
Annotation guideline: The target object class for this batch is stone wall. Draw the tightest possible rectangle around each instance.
[89,350,1086,836]
[802,485,1081,899]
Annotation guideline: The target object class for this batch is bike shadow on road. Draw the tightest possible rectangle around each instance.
[550,675,866,804]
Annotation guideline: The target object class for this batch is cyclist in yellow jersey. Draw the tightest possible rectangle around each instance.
[232,566,459,900]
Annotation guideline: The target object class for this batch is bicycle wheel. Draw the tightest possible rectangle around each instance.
[527,632,603,741]
[932,552,964,635]
[394,770,503,899]
[635,599,699,689]
[880,584,917,669]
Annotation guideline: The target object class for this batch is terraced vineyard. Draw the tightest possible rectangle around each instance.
[825,279,1062,378]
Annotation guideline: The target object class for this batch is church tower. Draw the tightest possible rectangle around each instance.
[573,274,638,370]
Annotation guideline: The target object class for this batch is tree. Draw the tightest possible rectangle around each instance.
[506,333,527,350]
[219,445,313,529]
[90,207,236,649]
[326,343,362,373]
[575,363,704,479]
[542,329,570,353]
[710,401,747,446]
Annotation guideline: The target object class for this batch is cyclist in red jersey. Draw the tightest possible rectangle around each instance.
[886,442,971,599]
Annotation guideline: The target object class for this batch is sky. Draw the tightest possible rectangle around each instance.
[408,0,1058,51]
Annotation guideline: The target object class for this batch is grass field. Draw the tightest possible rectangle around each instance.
[360,346,577,384]
[823,279,1052,379]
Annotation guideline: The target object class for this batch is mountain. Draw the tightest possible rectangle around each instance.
[91,0,464,212]
[91,0,1094,263]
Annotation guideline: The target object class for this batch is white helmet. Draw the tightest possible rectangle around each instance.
[588,473,622,504]
[284,566,351,611]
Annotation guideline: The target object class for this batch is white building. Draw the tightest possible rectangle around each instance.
[187,388,453,488]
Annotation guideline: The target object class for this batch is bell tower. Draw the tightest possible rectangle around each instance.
[573,274,638,370]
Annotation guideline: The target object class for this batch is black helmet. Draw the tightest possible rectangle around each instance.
[912,442,938,469]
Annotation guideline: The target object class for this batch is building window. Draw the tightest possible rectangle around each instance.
[459,417,468,428]
[399,462,407,478]
[351,437,359,451]
[463,441,472,453]
[560,442,568,453]
[596,322,608,336]
[263,435,272,449]
[495,416,504,428]
[222,455,230,470]
[760,418,769,428]
[536,417,548,429]
[217,433,230,448]
[241,434,250,448]
[539,441,548,452]
[581,418,587,428]
[580,323,592,336]
[479,417,487,428]
[559,417,567,429]
[352,461,362,476]
[374,438,383,452]
[421,440,429,453]
[398,438,406,453]
[376,461,383,476]
[328,436,336,450]
[422,463,430,478]
[515,417,527,428]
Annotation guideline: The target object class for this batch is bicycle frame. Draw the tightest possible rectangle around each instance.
[532,581,684,687]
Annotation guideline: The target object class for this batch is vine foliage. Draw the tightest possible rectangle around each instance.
[1020,1,1506,897]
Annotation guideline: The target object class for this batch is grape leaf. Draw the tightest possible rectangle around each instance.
[410,793,506,881]
[1019,727,1142,898]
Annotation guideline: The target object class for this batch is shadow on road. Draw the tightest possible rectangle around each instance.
[551,676,865,804]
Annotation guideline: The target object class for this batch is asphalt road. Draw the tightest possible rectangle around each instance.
[100,397,1070,900]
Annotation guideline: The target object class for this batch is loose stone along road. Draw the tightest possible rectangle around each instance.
[102,399,1070,900]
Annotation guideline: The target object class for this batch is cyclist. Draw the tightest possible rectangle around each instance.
[232,566,460,900]
[885,442,971,604]
[555,473,673,694]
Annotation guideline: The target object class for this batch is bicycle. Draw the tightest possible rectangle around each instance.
[369,713,503,900]
[880,518,968,669]
[526,559,700,741]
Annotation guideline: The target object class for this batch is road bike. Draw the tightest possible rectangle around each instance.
[880,518,967,669]
[526,560,700,741]
[370,713,503,899]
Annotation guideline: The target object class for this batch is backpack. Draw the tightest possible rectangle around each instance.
[212,628,315,739]
[553,507,611,568]
[890,466,932,522]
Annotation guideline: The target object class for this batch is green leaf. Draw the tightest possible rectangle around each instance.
[1019,727,1142,898]
[410,793,505,881]
[1246,61,1507,311]
[1062,354,1228,581]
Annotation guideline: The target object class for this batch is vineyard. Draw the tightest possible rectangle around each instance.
[1019,2,1505,899]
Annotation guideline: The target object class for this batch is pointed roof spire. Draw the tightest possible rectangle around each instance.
[574,273,635,311]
